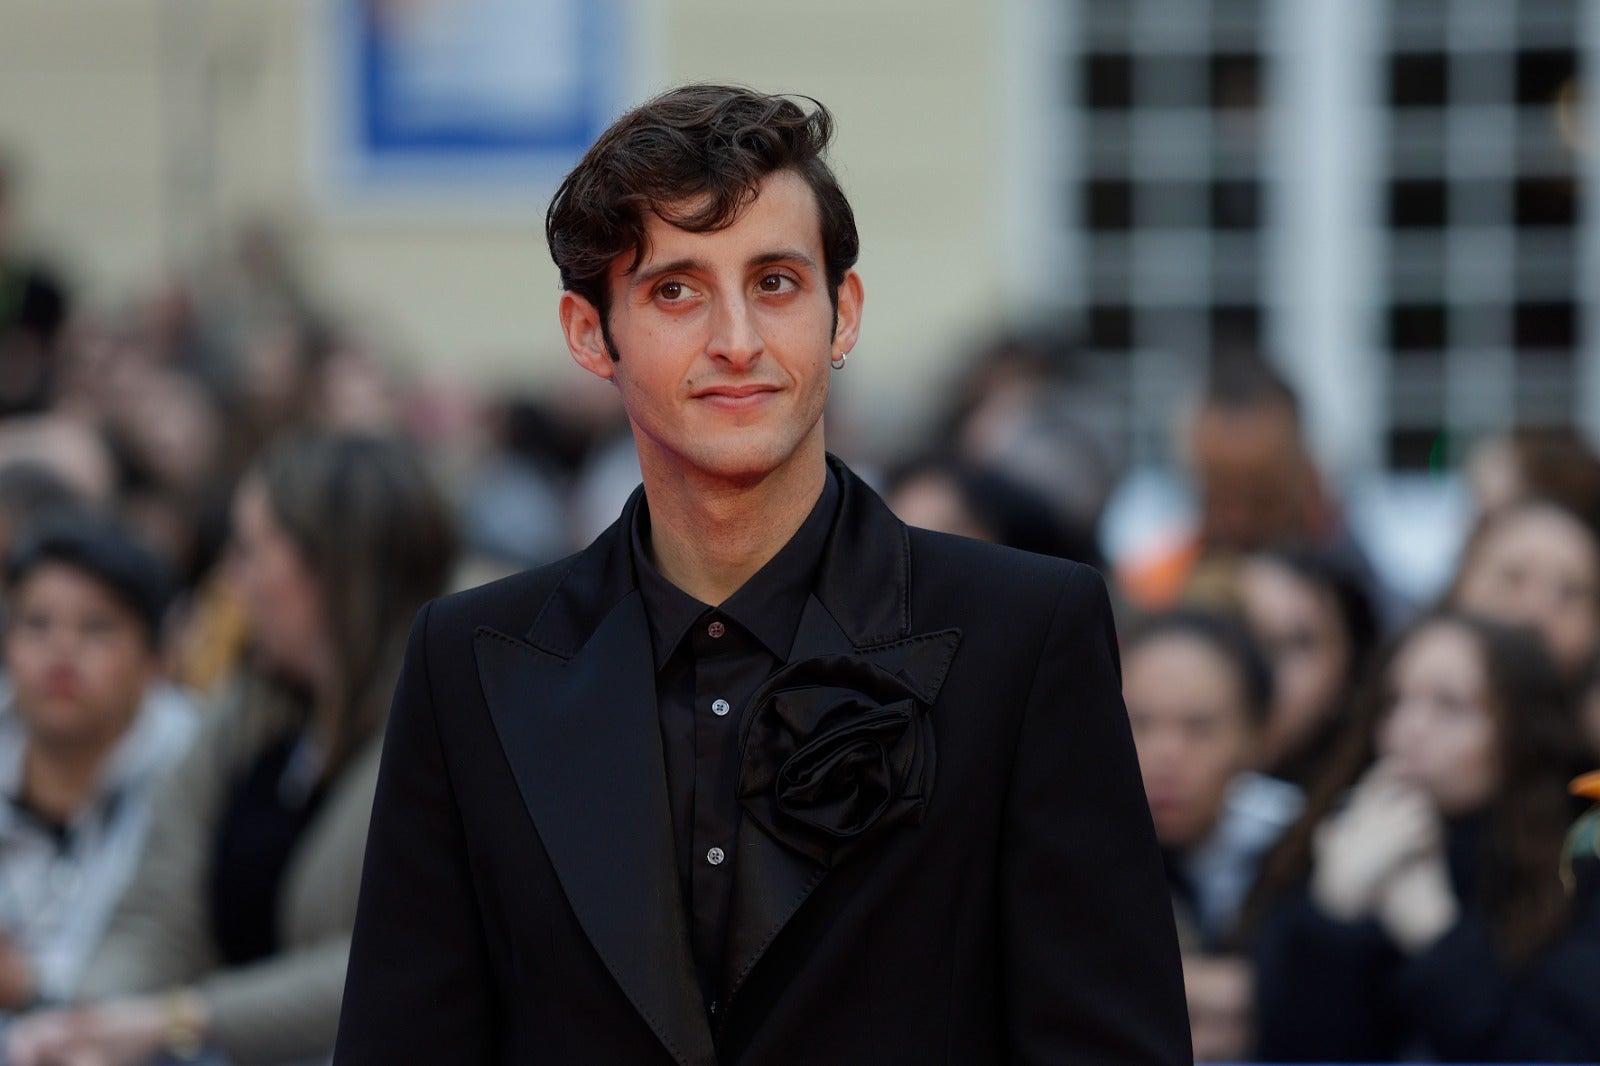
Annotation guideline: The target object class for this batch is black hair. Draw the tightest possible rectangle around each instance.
[1125,607,1276,726]
[6,515,174,644]
[1256,542,1381,676]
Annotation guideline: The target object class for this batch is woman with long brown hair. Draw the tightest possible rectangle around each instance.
[1250,611,1600,1062]
[6,430,456,1066]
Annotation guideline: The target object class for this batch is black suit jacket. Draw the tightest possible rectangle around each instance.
[334,457,1190,1065]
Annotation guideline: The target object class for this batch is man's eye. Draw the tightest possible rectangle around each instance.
[758,274,794,293]
[657,281,685,300]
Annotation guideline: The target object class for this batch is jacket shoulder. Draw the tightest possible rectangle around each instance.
[420,554,580,647]
[905,525,1105,608]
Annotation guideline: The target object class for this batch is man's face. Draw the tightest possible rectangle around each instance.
[561,169,862,487]
[5,563,155,753]
[1190,404,1310,552]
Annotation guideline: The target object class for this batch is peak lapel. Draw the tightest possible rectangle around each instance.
[474,589,716,1066]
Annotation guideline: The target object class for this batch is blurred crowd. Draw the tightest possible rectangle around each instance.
[0,144,1597,1066]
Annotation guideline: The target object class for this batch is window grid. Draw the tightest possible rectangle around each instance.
[1074,0,1270,465]
[1379,0,1583,469]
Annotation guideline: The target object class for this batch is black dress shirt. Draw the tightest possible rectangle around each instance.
[631,470,839,1017]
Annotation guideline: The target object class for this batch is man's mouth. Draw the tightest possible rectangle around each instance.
[693,384,780,410]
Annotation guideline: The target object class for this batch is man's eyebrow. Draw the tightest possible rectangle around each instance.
[629,248,821,290]
[748,248,820,273]
[630,257,705,291]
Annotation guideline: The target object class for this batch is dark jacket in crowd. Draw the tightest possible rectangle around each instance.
[1253,819,1600,1063]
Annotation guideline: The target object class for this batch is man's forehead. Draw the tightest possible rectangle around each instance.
[611,171,824,279]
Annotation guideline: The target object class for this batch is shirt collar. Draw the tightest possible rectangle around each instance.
[631,468,840,671]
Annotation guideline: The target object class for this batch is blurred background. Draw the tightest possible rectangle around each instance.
[0,1,1598,1064]
[2,0,1595,598]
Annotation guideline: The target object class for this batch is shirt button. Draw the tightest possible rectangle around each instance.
[707,620,726,638]
[711,698,731,716]
[706,846,726,866]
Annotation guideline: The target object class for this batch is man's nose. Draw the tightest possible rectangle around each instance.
[706,297,763,368]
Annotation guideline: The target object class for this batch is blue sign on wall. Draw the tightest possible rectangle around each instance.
[320,0,642,206]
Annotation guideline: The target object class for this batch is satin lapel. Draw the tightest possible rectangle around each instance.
[474,590,717,1066]
[723,594,962,1011]
[721,596,853,1008]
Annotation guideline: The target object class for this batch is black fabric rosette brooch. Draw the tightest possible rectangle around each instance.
[736,654,935,868]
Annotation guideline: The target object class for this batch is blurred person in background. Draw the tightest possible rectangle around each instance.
[0,518,195,1017]
[1120,357,1396,627]
[0,419,116,517]
[1467,427,1600,540]
[0,153,70,418]
[1448,499,1600,687]
[1447,498,1600,766]
[0,463,88,583]
[6,431,457,1066]
[1250,612,1600,1063]
[1237,545,1380,790]
[934,327,1122,568]
[1124,608,1300,1063]
[884,451,1105,568]
[458,396,585,576]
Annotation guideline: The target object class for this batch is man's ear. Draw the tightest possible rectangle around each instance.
[559,291,615,381]
[831,270,864,358]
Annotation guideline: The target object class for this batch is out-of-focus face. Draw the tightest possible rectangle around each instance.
[227,478,327,686]
[1190,404,1310,553]
[1377,621,1499,816]
[1126,632,1259,848]
[1238,557,1352,771]
[1453,506,1600,677]
[5,563,155,752]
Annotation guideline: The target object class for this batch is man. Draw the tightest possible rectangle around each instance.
[335,85,1188,1065]
[1119,358,1398,626]
[0,516,196,1016]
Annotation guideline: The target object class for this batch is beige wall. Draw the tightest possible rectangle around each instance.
[0,1,1007,436]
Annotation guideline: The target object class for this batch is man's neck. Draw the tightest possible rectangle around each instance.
[20,734,117,824]
[640,450,828,607]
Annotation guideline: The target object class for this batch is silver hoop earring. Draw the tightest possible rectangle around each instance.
[831,352,847,370]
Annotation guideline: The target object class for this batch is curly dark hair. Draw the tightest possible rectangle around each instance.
[545,83,860,358]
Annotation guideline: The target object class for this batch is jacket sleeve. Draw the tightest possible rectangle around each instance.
[1392,891,1600,1062]
[76,702,231,1000]
[999,564,1192,1064]
[196,936,352,1065]
[1251,890,1401,1061]
[333,601,501,1064]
